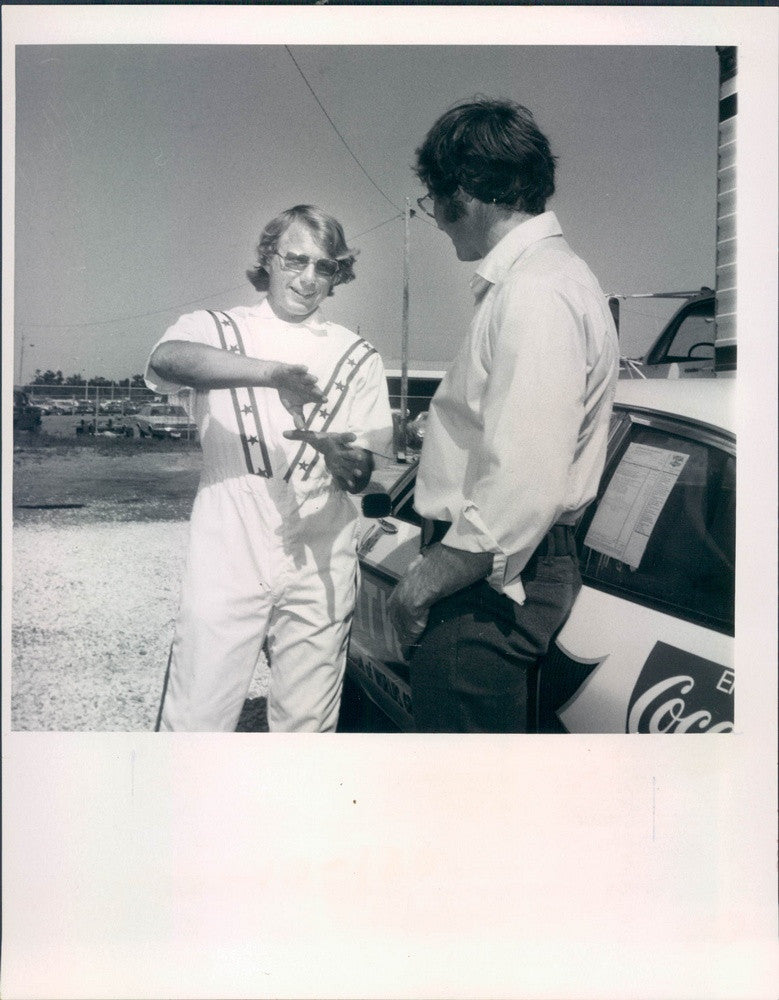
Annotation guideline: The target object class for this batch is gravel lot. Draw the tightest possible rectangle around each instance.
[11,435,270,731]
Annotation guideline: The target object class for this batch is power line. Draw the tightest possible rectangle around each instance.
[283,49,437,233]
[15,216,411,331]
[17,283,249,331]
[410,207,440,232]
[20,53,439,332]
[356,213,403,238]
[284,46,402,215]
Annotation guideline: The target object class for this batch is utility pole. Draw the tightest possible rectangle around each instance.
[18,335,33,386]
[398,197,411,462]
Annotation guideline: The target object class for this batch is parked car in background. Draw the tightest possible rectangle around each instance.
[75,417,134,438]
[98,400,127,415]
[29,399,55,415]
[13,388,42,433]
[342,379,735,734]
[136,403,197,439]
[49,398,78,414]
[619,288,716,379]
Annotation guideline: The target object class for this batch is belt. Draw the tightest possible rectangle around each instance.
[421,518,578,560]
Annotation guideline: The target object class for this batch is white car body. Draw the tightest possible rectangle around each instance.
[136,404,197,439]
[48,398,78,414]
[346,378,735,733]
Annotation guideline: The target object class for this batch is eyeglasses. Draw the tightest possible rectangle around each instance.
[273,251,340,279]
[416,194,436,219]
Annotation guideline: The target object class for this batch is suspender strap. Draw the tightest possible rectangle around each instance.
[207,310,273,478]
[284,338,377,482]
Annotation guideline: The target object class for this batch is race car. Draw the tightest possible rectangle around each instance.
[343,378,735,734]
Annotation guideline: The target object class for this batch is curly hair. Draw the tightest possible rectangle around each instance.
[246,205,358,295]
[414,98,556,216]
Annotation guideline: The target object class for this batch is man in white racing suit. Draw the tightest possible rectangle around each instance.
[147,205,393,732]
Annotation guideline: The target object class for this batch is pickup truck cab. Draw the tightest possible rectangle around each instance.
[13,388,42,433]
[619,288,717,379]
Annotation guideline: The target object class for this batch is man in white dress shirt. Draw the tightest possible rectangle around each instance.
[147,205,393,732]
[388,99,619,732]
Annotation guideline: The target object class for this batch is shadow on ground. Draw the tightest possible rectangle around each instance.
[236,697,269,732]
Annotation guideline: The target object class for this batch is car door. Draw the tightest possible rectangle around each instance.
[348,399,735,734]
[348,464,422,730]
[540,402,735,733]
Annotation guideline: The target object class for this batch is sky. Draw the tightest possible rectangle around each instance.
[12,38,721,383]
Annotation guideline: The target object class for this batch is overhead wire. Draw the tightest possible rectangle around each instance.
[284,46,402,215]
[355,213,403,238]
[17,215,413,330]
[283,47,438,232]
[17,283,250,331]
[20,52,437,332]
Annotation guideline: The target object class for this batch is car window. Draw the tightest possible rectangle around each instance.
[664,310,715,361]
[149,405,186,416]
[394,491,423,527]
[377,464,421,527]
[577,421,735,634]
[646,298,715,364]
[391,409,633,531]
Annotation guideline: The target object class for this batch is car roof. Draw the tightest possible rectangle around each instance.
[614,376,735,435]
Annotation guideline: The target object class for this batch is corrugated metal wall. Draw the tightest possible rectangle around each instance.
[715,46,737,373]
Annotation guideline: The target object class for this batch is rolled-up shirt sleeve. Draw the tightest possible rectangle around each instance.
[442,276,587,590]
[144,311,221,394]
[345,350,394,458]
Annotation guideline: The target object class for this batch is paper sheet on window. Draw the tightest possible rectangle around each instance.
[584,443,689,569]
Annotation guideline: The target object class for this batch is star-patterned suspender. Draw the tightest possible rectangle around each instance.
[207,310,273,478]
[284,338,378,482]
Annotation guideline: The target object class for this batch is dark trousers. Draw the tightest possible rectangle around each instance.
[409,525,581,733]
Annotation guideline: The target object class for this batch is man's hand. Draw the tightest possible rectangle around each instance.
[269,364,326,430]
[388,544,495,652]
[387,555,431,649]
[283,429,373,492]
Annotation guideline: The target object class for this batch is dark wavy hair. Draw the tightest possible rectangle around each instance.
[414,98,556,216]
[246,204,358,295]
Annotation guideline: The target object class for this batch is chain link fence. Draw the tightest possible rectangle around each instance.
[18,384,192,417]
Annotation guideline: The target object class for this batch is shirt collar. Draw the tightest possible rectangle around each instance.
[257,295,327,331]
[470,210,563,294]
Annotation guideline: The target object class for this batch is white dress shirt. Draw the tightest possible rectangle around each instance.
[414,211,619,605]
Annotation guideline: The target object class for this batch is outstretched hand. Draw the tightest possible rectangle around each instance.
[283,429,372,493]
[270,364,326,430]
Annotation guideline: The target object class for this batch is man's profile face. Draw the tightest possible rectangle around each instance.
[433,193,483,262]
[266,220,335,323]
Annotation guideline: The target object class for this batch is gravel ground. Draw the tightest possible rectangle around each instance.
[11,441,272,731]
[12,520,271,731]
[10,434,406,732]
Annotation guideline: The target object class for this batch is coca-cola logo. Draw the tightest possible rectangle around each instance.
[626,641,734,733]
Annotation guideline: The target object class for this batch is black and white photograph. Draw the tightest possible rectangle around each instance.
[3,6,777,999]
[7,35,743,737]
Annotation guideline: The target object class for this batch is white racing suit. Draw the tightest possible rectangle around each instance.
[145,299,393,731]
